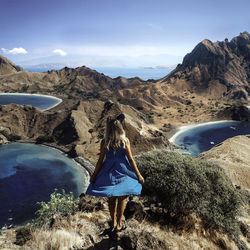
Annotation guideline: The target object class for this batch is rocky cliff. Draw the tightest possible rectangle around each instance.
[0,103,70,141]
[161,32,250,101]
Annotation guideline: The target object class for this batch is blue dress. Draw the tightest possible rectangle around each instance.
[86,147,142,197]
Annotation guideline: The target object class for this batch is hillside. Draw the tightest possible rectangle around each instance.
[0,63,146,99]
[0,55,23,75]
[0,32,250,157]
[0,196,240,250]
[0,100,170,160]
[198,135,250,191]
[0,33,249,132]
[160,32,250,100]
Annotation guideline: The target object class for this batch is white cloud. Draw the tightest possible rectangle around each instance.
[53,49,67,56]
[1,47,28,54]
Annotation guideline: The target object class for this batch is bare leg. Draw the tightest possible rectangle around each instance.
[116,196,127,230]
[108,197,118,228]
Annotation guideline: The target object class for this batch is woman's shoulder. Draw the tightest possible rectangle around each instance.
[124,137,130,145]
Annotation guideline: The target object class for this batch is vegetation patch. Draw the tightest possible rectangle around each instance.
[135,150,242,233]
[31,189,79,228]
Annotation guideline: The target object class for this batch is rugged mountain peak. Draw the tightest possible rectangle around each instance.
[161,32,250,101]
[201,39,213,47]
[0,55,23,75]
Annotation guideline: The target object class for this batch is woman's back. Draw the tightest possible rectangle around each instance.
[85,114,144,231]
[105,146,127,159]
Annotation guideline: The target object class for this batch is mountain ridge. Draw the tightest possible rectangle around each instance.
[0,32,249,133]
[0,55,23,75]
[160,32,250,100]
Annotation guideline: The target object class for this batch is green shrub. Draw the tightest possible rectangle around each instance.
[135,150,242,232]
[32,189,79,228]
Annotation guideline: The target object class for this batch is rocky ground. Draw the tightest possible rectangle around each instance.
[1,135,250,249]
[199,135,250,191]
[0,195,245,250]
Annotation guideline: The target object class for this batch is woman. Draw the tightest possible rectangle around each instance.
[85,114,144,231]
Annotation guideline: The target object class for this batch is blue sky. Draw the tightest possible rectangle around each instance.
[1,0,249,67]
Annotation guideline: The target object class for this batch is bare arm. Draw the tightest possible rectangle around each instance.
[90,140,105,183]
[125,138,144,184]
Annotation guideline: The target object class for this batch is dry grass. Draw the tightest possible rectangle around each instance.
[122,215,238,250]
[27,229,84,250]
[24,207,110,250]
[0,229,20,249]
[0,199,242,250]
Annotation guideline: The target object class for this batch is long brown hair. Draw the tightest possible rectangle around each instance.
[104,116,127,150]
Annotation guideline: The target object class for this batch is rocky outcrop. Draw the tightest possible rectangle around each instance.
[69,100,170,160]
[0,103,70,140]
[0,100,170,161]
[0,55,23,75]
[198,135,250,191]
[161,32,250,101]
[1,195,240,250]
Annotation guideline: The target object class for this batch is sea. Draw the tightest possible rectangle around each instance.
[172,121,250,156]
[23,67,174,81]
[0,94,61,111]
[0,143,88,229]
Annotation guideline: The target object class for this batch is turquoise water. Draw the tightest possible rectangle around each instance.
[0,143,88,228]
[173,121,250,156]
[0,94,61,111]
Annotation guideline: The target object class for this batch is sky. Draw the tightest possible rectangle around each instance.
[1,0,249,68]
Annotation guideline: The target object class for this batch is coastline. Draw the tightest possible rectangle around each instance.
[0,92,63,111]
[169,120,239,146]
[0,140,92,230]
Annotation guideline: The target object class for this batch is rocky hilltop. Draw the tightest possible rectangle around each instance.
[0,195,241,250]
[161,32,250,100]
[0,55,23,75]
[199,135,250,191]
[0,63,145,100]
[0,100,170,160]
